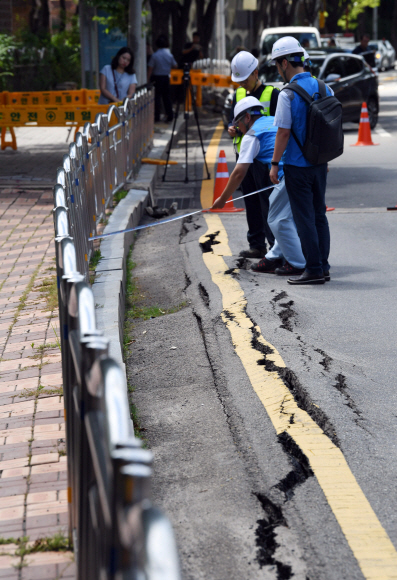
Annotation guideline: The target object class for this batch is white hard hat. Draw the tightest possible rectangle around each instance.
[303,48,309,62]
[271,36,304,64]
[233,96,263,124]
[231,51,259,82]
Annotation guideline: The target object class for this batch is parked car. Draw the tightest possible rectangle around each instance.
[382,39,396,69]
[222,51,379,130]
[260,26,321,62]
[366,40,395,71]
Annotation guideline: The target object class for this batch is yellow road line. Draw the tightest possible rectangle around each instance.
[200,120,225,208]
[199,212,397,580]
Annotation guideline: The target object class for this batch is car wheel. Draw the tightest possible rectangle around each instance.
[367,97,378,130]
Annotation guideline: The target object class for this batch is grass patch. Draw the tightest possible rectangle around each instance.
[34,276,58,312]
[89,249,102,270]
[0,537,18,545]
[19,384,63,399]
[113,188,128,206]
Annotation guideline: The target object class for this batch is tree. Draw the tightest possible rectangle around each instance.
[29,0,50,36]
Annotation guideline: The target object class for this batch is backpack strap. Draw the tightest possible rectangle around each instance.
[283,81,312,104]
[316,78,327,98]
[281,82,310,154]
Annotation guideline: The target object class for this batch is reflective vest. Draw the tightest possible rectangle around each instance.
[233,85,274,152]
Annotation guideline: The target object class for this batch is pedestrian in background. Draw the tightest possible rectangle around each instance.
[353,33,376,68]
[98,47,137,104]
[181,31,203,66]
[148,35,177,123]
[228,51,280,260]
[269,37,333,285]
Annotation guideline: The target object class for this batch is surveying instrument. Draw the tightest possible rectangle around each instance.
[162,63,211,183]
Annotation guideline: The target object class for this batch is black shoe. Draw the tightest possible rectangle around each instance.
[251,257,283,273]
[323,270,331,282]
[275,261,305,276]
[239,247,267,259]
[287,271,325,285]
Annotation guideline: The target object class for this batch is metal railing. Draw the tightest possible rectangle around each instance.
[192,58,231,76]
[55,86,155,280]
[53,88,180,579]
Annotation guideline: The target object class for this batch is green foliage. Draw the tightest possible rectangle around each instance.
[338,0,380,30]
[86,0,129,35]
[0,34,19,90]
[113,188,129,206]
[89,249,103,270]
[0,15,81,91]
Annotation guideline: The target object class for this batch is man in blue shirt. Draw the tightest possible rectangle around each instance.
[212,96,305,275]
[269,37,332,285]
[148,35,178,122]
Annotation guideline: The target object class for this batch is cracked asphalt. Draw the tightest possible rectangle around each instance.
[126,74,397,580]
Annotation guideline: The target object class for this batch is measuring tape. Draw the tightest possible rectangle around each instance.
[88,183,277,242]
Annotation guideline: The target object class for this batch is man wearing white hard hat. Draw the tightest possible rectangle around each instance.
[269,37,333,285]
[212,96,305,276]
[228,51,280,260]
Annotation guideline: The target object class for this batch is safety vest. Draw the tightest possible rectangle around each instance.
[233,85,274,152]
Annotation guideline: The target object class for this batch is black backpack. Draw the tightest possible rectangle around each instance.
[283,78,344,165]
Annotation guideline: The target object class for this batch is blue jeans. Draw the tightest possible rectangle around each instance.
[284,164,330,275]
[266,180,305,269]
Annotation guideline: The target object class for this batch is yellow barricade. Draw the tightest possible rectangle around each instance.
[0,89,109,150]
[169,69,237,88]
[0,89,101,106]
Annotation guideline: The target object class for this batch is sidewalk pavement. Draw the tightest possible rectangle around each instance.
[0,187,75,579]
[0,127,73,186]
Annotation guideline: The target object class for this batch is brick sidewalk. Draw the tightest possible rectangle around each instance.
[0,188,75,579]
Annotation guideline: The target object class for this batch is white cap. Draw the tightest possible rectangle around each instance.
[271,36,305,64]
[231,51,259,82]
[303,48,310,62]
[233,96,263,124]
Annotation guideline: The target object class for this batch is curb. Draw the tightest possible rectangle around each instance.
[92,117,185,376]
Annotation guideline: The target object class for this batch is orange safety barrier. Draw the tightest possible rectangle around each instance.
[0,89,112,150]
[169,69,237,89]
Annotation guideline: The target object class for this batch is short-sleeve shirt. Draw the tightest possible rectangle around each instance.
[98,64,137,104]
[274,78,334,129]
[148,48,177,76]
[237,134,260,164]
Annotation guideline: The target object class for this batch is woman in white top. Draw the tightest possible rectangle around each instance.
[98,47,137,104]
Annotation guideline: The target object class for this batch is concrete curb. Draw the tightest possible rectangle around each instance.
[92,117,184,375]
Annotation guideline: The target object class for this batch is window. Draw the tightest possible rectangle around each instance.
[323,57,345,79]
[258,62,283,83]
[310,57,325,78]
[343,57,363,77]
[262,32,319,55]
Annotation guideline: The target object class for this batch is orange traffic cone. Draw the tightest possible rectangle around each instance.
[208,150,244,213]
[351,102,379,147]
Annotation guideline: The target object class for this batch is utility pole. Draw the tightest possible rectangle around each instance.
[372,5,378,40]
[128,0,147,85]
[215,0,226,61]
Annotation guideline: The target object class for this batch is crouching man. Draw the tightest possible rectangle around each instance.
[212,96,305,276]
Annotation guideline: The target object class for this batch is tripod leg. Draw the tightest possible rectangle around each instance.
[184,78,189,183]
[190,83,211,180]
[162,99,180,182]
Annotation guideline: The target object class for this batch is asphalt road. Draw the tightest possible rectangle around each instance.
[127,71,397,580]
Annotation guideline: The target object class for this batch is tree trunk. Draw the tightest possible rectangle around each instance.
[170,0,192,63]
[303,0,318,26]
[391,0,397,51]
[59,0,66,32]
[150,0,171,47]
[201,0,218,56]
[29,0,50,36]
